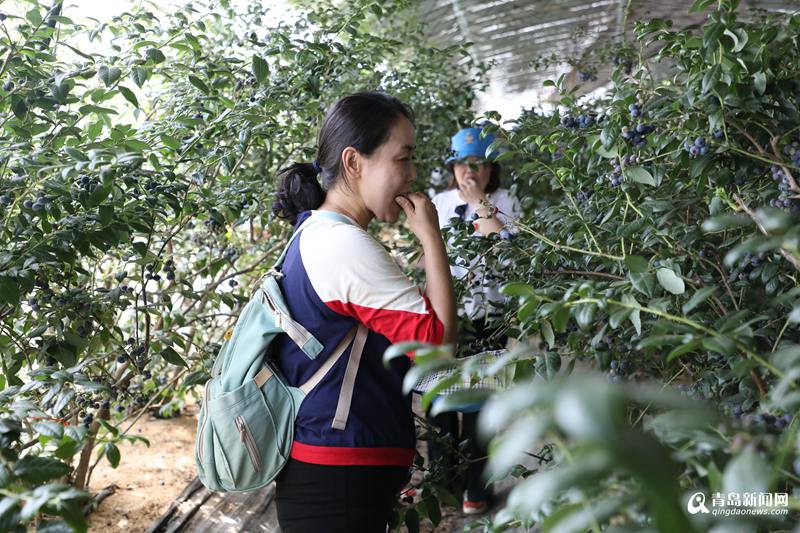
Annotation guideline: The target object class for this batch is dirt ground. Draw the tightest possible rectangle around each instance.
[86,404,201,532]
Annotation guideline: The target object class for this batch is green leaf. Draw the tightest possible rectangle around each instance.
[14,456,71,484]
[146,48,166,64]
[535,352,561,380]
[161,347,188,368]
[624,255,648,274]
[188,75,210,94]
[118,86,139,108]
[722,449,769,494]
[0,277,21,307]
[574,303,596,329]
[252,55,269,83]
[130,67,148,88]
[88,184,111,207]
[500,282,536,298]
[689,0,716,12]
[404,507,420,533]
[621,294,641,335]
[682,286,717,314]
[103,442,121,468]
[98,66,121,87]
[656,268,685,295]
[666,339,702,362]
[753,72,766,95]
[26,8,43,25]
[430,389,492,416]
[79,104,118,116]
[33,421,64,439]
[64,147,88,162]
[541,320,555,348]
[722,29,739,52]
[383,341,430,364]
[625,166,656,186]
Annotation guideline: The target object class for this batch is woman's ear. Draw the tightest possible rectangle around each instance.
[341,146,361,182]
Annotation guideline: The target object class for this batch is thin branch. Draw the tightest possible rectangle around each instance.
[542,269,625,281]
[732,193,800,273]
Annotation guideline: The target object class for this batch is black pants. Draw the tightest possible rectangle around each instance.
[275,458,409,533]
[426,317,506,502]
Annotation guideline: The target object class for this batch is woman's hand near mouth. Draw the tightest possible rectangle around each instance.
[395,192,439,243]
[458,177,488,207]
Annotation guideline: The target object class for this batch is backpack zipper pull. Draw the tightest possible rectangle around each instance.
[235,417,246,442]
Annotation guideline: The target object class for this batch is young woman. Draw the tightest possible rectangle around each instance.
[428,126,521,515]
[270,92,457,533]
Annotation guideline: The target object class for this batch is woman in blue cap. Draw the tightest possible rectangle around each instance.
[427,126,521,515]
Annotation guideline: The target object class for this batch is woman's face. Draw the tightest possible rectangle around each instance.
[453,156,491,192]
[358,116,417,223]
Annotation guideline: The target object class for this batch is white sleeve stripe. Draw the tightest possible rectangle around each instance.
[299,221,431,315]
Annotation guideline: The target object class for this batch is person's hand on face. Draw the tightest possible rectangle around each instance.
[394,192,440,243]
[454,158,490,207]
[458,175,486,206]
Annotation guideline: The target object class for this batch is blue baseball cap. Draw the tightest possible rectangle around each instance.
[445,127,498,164]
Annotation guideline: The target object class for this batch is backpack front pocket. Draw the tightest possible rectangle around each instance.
[208,378,283,489]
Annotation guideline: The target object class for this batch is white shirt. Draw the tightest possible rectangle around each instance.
[430,188,522,320]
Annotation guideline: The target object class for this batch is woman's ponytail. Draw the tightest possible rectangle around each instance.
[271,162,326,223]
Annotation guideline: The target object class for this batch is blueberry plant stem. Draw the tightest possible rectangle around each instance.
[732,193,800,273]
[546,296,784,378]
[566,191,603,253]
[514,222,624,261]
[772,316,792,353]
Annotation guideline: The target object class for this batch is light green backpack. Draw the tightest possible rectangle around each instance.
[194,211,368,492]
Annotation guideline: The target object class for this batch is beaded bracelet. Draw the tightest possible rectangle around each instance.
[476,201,498,219]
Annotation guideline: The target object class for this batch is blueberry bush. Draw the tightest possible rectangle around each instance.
[396,1,800,531]
[0,0,485,529]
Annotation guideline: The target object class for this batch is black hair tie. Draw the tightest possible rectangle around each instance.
[311,161,321,174]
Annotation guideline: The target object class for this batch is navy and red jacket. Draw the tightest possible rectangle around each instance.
[274,210,444,467]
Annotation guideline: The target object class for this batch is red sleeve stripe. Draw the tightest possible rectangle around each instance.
[324,298,444,347]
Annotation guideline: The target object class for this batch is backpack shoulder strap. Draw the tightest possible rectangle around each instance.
[296,323,368,431]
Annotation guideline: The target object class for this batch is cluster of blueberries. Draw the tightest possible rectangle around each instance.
[145,263,162,282]
[621,123,654,148]
[603,154,640,187]
[223,246,239,260]
[18,190,53,213]
[735,252,766,281]
[75,174,99,193]
[683,136,710,157]
[561,114,596,129]
[28,283,92,313]
[768,161,800,212]
[782,140,800,166]
[575,189,594,204]
[162,259,177,281]
[117,340,147,364]
[735,406,793,433]
[607,359,631,384]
